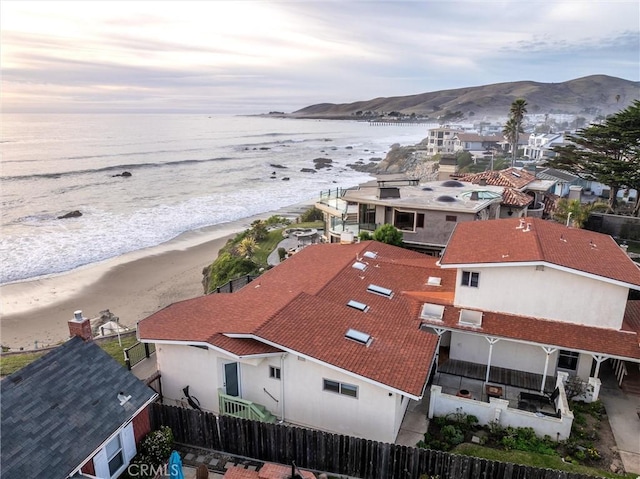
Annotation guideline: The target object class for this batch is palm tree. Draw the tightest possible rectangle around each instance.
[502,118,519,165]
[507,99,528,167]
[236,237,257,258]
[553,199,607,228]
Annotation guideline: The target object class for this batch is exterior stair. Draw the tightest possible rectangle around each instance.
[621,362,640,397]
[218,389,277,423]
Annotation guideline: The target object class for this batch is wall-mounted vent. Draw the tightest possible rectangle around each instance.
[352,261,367,271]
[420,303,445,321]
[347,300,369,312]
[427,276,442,286]
[345,328,372,346]
[459,309,483,326]
[367,284,393,298]
[363,251,378,259]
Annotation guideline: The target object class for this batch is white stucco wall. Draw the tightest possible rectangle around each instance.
[155,345,407,443]
[449,332,595,381]
[453,265,628,328]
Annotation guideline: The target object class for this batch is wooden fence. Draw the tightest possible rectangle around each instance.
[150,403,597,479]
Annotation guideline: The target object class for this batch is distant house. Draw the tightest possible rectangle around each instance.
[457,167,557,218]
[315,178,503,254]
[0,315,157,479]
[452,133,504,159]
[523,133,566,161]
[425,127,462,156]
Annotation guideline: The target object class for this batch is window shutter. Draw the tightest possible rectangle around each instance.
[122,422,137,464]
[92,448,110,479]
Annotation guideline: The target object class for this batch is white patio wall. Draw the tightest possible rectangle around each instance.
[428,375,574,440]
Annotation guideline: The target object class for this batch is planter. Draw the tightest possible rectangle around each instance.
[456,389,472,399]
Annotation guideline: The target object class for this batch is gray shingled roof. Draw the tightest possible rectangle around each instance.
[1,337,157,479]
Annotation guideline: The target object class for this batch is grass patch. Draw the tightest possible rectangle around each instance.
[454,444,635,479]
[0,334,141,376]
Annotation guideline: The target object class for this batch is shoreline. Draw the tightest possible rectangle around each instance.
[0,200,316,351]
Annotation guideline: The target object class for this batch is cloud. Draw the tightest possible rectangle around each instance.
[1,0,638,113]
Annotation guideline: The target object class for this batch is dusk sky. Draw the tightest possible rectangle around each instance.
[2,1,639,114]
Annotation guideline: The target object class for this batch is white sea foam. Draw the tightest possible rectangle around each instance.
[0,114,428,283]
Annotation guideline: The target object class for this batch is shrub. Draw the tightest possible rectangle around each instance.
[358,231,372,241]
[126,426,174,478]
[299,207,323,222]
[372,224,403,246]
[277,247,287,261]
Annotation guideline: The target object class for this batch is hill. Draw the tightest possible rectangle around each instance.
[291,75,639,120]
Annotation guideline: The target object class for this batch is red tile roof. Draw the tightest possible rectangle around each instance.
[458,167,538,189]
[623,301,640,334]
[501,189,533,207]
[440,217,640,288]
[139,241,456,396]
[420,302,640,360]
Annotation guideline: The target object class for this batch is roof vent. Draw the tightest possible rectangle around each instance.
[427,276,442,286]
[523,223,531,232]
[511,171,521,178]
[363,251,377,259]
[347,300,369,312]
[436,195,456,203]
[516,219,525,229]
[352,261,367,271]
[367,284,393,298]
[345,328,372,346]
[470,191,480,201]
[420,303,445,321]
[442,180,464,187]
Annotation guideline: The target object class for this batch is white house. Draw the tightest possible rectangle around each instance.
[138,241,452,443]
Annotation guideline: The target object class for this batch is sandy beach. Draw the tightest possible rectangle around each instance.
[0,202,315,351]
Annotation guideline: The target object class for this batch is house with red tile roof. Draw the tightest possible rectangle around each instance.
[138,241,454,443]
[138,218,640,443]
[428,217,640,392]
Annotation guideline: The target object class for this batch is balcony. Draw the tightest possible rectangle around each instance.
[218,389,277,423]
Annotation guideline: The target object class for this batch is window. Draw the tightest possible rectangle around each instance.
[269,366,281,380]
[558,350,579,371]
[394,210,415,231]
[445,215,457,222]
[416,213,425,228]
[461,271,479,287]
[323,379,358,398]
[367,284,393,298]
[105,434,124,476]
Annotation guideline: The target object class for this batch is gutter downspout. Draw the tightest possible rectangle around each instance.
[280,353,287,423]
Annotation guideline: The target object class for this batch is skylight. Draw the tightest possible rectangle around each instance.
[347,300,369,312]
[345,328,371,345]
[459,309,483,326]
[427,276,442,286]
[420,303,445,321]
[367,284,393,298]
[352,261,367,271]
[363,251,377,259]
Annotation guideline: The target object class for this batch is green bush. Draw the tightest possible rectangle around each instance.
[126,426,174,478]
[299,206,323,222]
[277,247,287,261]
[372,224,403,246]
[358,231,372,241]
[207,252,259,292]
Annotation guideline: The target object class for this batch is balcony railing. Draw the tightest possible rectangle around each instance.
[218,389,277,423]
[124,342,155,370]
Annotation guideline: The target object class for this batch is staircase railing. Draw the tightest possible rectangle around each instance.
[218,389,271,422]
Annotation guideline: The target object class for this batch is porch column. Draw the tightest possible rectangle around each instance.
[540,346,557,393]
[432,328,447,374]
[485,337,500,383]
[590,354,608,379]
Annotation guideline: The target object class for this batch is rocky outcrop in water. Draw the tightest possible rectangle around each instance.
[58,210,82,219]
[112,171,132,177]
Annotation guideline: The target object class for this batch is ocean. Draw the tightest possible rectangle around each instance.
[0,114,430,285]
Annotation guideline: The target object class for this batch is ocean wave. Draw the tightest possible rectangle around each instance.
[1,156,235,181]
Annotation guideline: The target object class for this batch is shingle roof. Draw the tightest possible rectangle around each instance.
[420,302,640,360]
[440,217,640,288]
[1,337,157,479]
[458,167,538,189]
[139,241,456,396]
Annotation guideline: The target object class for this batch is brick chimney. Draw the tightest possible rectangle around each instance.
[68,310,92,341]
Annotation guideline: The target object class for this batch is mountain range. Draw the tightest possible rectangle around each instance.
[290,75,639,120]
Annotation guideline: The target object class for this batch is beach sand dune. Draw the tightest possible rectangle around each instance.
[0,203,313,351]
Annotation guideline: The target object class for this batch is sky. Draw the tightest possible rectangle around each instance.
[1,0,639,114]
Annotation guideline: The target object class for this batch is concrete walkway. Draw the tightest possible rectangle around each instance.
[599,380,640,474]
